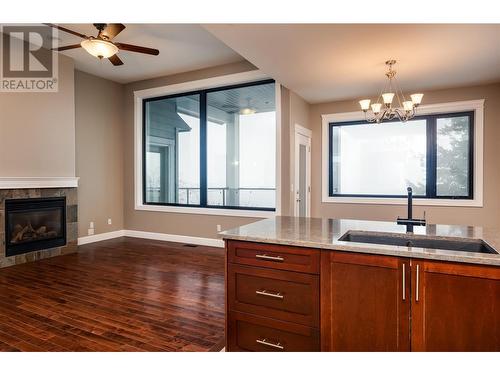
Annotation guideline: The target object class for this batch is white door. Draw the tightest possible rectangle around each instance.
[294,125,312,217]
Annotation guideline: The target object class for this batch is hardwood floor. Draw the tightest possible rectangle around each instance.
[0,237,225,352]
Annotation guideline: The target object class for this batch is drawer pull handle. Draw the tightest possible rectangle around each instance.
[256,289,284,299]
[255,254,284,262]
[256,338,284,350]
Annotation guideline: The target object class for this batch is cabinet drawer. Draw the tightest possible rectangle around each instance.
[228,264,319,327]
[228,311,320,352]
[227,240,320,274]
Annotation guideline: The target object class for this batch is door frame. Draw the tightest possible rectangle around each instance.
[294,124,312,217]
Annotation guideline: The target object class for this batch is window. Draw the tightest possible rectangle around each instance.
[143,80,276,211]
[329,111,473,199]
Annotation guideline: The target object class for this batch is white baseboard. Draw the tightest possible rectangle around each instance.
[124,230,224,248]
[77,230,125,245]
[78,229,224,248]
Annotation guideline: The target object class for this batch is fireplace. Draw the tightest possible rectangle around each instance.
[5,197,66,257]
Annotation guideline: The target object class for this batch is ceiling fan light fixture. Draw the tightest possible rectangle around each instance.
[240,107,256,115]
[240,97,256,115]
[81,38,118,59]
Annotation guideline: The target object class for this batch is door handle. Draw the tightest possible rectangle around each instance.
[402,263,406,301]
[415,264,420,302]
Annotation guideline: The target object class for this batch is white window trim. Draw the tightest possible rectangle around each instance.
[134,70,281,218]
[321,99,485,207]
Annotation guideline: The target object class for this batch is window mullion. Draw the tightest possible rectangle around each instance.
[200,92,208,207]
[426,116,437,198]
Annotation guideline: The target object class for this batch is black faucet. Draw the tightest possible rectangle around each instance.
[397,187,426,230]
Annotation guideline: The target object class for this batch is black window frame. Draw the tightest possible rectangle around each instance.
[142,78,277,211]
[328,111,474,200]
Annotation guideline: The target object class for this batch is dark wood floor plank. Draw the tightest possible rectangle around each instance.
[0,237,225,351]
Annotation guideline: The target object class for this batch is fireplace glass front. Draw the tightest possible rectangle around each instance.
[5,197,66,257]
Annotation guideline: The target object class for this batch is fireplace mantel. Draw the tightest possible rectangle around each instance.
[0,177,79,189]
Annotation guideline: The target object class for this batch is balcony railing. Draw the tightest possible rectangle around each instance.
[146,187,275,207]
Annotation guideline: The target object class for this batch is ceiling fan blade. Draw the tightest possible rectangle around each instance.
[100,23,126,40]
[44,23,88,39]
[108,54,124,66]
[115,42,159,56]
[52,44,82,51]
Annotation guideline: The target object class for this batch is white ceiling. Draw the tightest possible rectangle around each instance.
[204,24,500,103]
[52,24,244,83]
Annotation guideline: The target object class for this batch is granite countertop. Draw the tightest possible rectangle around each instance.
[219,216,500,266]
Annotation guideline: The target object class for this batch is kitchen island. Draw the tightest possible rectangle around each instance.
[219,216,500,351]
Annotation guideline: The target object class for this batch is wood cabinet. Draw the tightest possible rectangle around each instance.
[225,239,500,351]
[321,251,410,351]
[228,311,320,352]
[411,260,500,351]
[228,264,320,327]
[226,240,320,352]
[227,240,320,274]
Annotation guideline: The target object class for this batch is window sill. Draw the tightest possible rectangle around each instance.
[322,196,483,207]
[134,204,277,218]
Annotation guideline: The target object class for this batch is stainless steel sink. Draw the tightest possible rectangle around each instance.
[339,231,497,254]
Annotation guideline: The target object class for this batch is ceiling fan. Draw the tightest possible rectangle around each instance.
[45,23,160,66]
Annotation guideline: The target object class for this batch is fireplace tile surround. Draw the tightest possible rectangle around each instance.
[0,188,78,268]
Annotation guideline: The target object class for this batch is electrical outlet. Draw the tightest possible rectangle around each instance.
[216,224,222,232]
[88,228,95,236]
[89,221,94,229]
[107,218,112,225]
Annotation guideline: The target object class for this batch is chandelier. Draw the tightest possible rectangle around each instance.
[359,60,423,123]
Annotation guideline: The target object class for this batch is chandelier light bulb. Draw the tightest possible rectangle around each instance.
[403,101,414,111]
[382,92,395,104]
[371,103,382,114]
[359,99,371,111]
[411,93,424,106]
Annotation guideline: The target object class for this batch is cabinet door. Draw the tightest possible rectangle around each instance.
[411,260,500,351]
[321,251,410,351]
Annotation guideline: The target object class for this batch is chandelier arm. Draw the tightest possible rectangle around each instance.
[364,110,378,123]
[376,82,385,106]
[392,75,405,109]
[395,109,404,122]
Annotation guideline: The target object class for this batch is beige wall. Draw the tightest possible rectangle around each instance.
[309,82,500,228]
[0,54,75,177]
[75,70,124,237]
[123,61,269,238]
